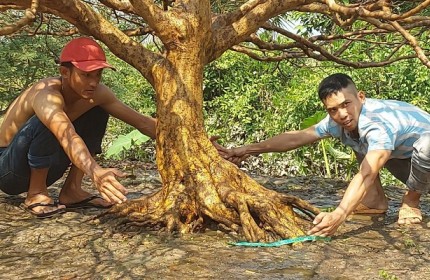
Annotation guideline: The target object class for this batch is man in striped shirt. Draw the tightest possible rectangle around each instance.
[219,73,430,236]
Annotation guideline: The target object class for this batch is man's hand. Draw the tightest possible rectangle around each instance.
[92,167,128,204]
[307,209,347,237]
[209,136,228,157]
[209,136,250,165]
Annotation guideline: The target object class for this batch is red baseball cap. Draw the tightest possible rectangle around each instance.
[59,37,115,71]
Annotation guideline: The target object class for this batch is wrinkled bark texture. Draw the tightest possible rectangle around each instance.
[108,2,320,241]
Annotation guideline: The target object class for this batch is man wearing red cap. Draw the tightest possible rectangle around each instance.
[0,37,156,217]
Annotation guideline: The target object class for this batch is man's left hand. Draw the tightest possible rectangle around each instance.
[307,209,347,237]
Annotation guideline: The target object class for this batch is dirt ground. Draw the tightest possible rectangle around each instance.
[0,162,429,280]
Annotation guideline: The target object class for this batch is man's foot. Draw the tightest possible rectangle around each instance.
[22,194,65,218]
[398,206,422,225]
[59,190,113,209]
[61,195,113,209]
[59,165,113,209]
[358,176,388,214]
[398,190,422,225]
[352,203,387,215]
[354,194,388,215]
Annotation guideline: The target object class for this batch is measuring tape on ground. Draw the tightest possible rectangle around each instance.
[229,235,331,247]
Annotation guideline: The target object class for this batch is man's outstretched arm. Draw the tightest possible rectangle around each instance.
[98,86,157,139]
[308,149,391,236]
[218,126,321,164]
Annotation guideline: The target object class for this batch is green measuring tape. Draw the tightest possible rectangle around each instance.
[229,235,331,247]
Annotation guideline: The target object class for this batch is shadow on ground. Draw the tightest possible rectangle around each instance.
[0,162,429,280]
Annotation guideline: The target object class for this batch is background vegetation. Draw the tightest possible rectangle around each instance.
[1,35,430,184]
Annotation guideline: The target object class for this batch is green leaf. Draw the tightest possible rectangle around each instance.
[105,129,150,159]
[326,145,351,160]
[300,111,326,129]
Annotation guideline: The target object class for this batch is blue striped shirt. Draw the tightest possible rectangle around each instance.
[314,98,430,159]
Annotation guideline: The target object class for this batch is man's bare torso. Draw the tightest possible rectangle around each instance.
[0,77,99,147]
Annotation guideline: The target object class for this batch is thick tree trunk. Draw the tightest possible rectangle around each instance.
[101,1,320,242]
[106,51,320,242]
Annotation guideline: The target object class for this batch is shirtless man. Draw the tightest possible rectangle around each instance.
[0,37,156,217]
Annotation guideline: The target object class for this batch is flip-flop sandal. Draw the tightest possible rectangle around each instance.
[21,202,65,219]
[398,206,422,225]
[62,195,113,209]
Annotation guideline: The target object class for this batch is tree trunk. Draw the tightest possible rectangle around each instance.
[105,50,320,242]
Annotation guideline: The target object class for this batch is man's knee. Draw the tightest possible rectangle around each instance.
[27,117,61,168]
[407,133,430,194]
[27,115,61,151]
[1,185,25,195]
[74,107,108,136]
[0,173,29,195]
[412,132,430,171]
[385,158,411,184]
[413,132,430,157]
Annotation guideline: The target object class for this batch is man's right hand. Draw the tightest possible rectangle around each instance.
[92,167,128,204]
[209,136,250,165]
[220,146,249,165]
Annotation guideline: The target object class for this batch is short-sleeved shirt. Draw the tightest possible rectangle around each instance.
[314,98,430,159]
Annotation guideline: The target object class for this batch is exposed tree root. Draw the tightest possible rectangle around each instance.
[99,159,320,242]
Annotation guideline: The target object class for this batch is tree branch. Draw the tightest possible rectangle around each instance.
[99,0,136,13]
[213,0,265,27]
[0,0,38,35]
[323,0,430,21]
[210,0,315,62]
[0,0,163,85]
[390,20,430,68]
[129,0,167,35]
[232,17,418,70]
[232,43,417,68]
[2,0,430,73]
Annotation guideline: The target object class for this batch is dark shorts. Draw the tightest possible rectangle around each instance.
[0,106,108,195]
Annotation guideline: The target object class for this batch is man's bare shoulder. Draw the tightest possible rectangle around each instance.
[0,77,63,146]
[93,83,117,103]
[9,77,62,111]
[95,83,114,95]
[30,77,65,105]
[31,77,62,95]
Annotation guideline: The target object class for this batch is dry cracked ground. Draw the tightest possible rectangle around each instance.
[0,161,429,280]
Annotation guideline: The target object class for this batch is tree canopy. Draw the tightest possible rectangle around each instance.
[2,1,430,75]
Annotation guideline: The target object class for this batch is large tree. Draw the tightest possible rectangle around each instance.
[1,0,430,242]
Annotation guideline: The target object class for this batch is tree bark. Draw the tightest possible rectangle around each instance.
[106,43,320,242]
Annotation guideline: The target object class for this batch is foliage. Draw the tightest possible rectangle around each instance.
[105,129,150,160]
[289,12,334,37]
[204,52,342,177]
[0,36,62,110]
[378,269,399,280]
[353,61,430,113]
